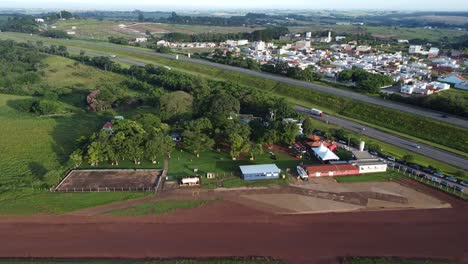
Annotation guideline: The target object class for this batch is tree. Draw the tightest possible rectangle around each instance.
[69,149,83,168]
[402,154,415,163]
[281,122,299,144]
[159,91,193,120]
[160,135,176,159]
[208,93,240,120]
[302,117,315,135]
[145,131,163,164]
[182,118,214,157]
[229,133,250,159]
[249,143,263,160]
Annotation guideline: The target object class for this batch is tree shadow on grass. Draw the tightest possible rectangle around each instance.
[28,162,47,181]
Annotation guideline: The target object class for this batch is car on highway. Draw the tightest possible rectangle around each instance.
[460,181,468,187]
[411,144,421,149]
[446,177,458,183]
[361,127,366,131]
[109,54,117,58]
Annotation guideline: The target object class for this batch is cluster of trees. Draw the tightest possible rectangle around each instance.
[386,93,468,118]
[0,16,38,33]
[338,67,394,93]
[0,40,46,95]
[207,50,260,71]
[160,27,289,42]
[72,115,175,167]
[262,62,323,82]
[108,36,129,45]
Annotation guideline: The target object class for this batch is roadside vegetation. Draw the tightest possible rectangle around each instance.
[0,259,284,264]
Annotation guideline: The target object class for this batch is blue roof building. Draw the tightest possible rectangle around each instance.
[239,164,281,181]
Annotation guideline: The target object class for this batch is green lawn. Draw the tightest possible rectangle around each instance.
[335,171,404,183]
[0,191,149,215]
[109,200,212,216]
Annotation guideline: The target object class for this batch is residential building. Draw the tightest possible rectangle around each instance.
[253,41,266,51]
[455,81,468,91]
[35,18,44,23]
[135,37,148,43]
[437,75,466,86]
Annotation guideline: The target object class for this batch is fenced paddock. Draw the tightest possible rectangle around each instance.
[54,169,162,192]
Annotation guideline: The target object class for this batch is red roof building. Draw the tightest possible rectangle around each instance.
[305,164,360,177]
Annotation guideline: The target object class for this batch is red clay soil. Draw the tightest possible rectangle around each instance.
[0,180,467,264]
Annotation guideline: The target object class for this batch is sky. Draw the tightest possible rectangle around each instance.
[1,0,468,11]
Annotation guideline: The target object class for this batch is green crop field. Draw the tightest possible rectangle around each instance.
[289,24,467,42]
[335,171,404,183]
[53,19,264,40]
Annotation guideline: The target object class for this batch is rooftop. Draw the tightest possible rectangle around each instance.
[239,164,281,175]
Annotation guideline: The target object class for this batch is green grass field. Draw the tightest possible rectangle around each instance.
[335,171,404,183]
[53,19,264,40]
[0,191,149,215]
[109,200,212,216]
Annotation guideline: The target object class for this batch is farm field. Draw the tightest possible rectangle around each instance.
[53,19,264,40]
[289,24,467,41]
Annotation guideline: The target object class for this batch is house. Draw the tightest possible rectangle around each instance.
[239,164,281,181]
[455,81,468,91]
[253,41,266,51]
[437,75,466,86]
[398,39,409,44]
[135,37,148,43]
[350,161,387,174]
[35,18,44,23]
[356,46,371,52]
[304,164,360,177]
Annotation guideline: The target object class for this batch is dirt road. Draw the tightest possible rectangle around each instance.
[0,180,467,264]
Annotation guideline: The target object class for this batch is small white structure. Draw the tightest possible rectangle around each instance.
[237,39,249,46]
[253,41,266,51]
[297,166,308,179]
[180,177,200,186]
[335,36,346,42]
[35,18,44,23]
[71,26,76,30]
[351,161,387,174]
[312,143,340,161]
[305,32,312,38]
[282,118,303,135]
[359,141,365,152]
[135,37,148,43]
[356,46,372,52]
[398,39,409,44]
[66,31,76,35]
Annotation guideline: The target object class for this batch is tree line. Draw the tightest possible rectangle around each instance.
[338,67,395,94]
[159,27,289,42]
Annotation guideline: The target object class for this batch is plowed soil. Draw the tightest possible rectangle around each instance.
[0,179,467,264]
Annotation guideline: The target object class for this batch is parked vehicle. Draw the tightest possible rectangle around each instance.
[387,156,396,162]
[431,177,441,183]
[440,181,450,187]
[418,173,426,178]
[369,151,378,156]
[460,181,468,187]
[422,168,435,174]
[408,164,420,170]
[454,186,464,192]
[433,172,445,178]
[411,170,418,175]
[338,140,347,145]
[446,177,458,183]
[388,162,395,167]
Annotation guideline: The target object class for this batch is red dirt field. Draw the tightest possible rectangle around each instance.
[1,180,467,264]
[55,169,161,192]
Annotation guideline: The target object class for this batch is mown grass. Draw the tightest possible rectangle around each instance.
[335,171,404,183]
[109,200,211,216]
[0,190,149,215]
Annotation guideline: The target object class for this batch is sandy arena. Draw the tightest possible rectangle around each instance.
[55,169,161,191]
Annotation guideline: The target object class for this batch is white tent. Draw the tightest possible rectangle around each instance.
[312,143,339,161]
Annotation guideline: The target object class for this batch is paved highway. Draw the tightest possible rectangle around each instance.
[4,36,467,170]
[296,106,468,170]
[2,33,468,128]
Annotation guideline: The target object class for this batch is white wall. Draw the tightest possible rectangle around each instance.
[358,164,387,174]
